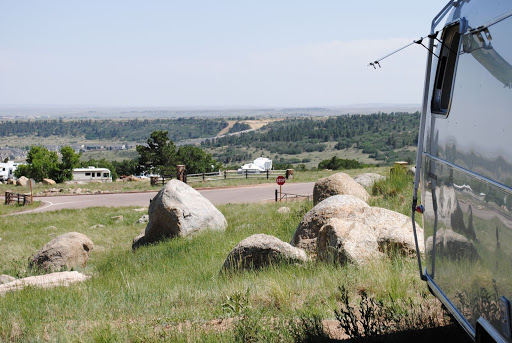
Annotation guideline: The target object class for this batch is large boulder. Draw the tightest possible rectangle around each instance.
[42,178,56,185]
[16,176,28,187]
[353,173,385,188]
[222,234,308,272]
[134,180,227,248]
[291,195,370,252]
[426,228,478,260]
[313,173,369,205]
[30,232,94,271]
[316,208,424,265]
[0,271,89,296]
[292,195,424,261]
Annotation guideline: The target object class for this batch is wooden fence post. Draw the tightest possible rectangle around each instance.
[224,170,227,179]
[177,165,186,183]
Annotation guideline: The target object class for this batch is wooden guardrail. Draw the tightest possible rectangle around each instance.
[275,190,311,202]
[150,169,294,186]
[4,191,32,205]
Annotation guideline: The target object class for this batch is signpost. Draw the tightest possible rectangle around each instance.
[29,178,35,204]
[276,175,285,202]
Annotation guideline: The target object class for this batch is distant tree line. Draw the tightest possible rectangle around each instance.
[0,118,228,143]
[202,112,419,162]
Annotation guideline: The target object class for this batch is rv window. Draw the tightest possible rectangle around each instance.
[96,172,101,177]
[431,23,461,115]
[85,172,91,176]
[103,173,109,177]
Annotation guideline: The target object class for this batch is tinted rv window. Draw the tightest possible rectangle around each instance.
[432,23,461,115]
[103,173,109,177]
[85,172,91,176]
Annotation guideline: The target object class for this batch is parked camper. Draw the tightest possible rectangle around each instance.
[0,161,19,181]
[72,167,112,182]
[237,157,272,174]
[409,1,512,341]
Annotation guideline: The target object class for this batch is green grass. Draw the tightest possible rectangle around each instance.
[0,201,41,216]
[0,186,446,342]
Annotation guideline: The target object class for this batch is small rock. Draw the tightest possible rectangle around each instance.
[353,173,386,188]
[133,208,148,212]
[0,275,16,284]
[222,234,308,272]
[0,271,89,295]
[89,224,105,229]
[111,215,123,222]
[277,207,291,214]
[136,215,149,224]
[42,178,56,185]
[43,226,57,231]
[132,232,146,250]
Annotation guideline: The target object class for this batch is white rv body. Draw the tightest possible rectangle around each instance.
[72,167,112,182]
[0,162,19,181]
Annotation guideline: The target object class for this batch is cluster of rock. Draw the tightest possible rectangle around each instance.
[2,171,429,294]
[221,172,423,272]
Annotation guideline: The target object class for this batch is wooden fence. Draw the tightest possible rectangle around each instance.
[275,190,311,202]
[151,169,293,186]
[4,192,32,205]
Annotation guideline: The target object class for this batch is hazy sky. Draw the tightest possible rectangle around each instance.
[0,1,449,107]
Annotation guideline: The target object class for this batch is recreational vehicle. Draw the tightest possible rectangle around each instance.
[237,157,272,174]
[72,167,112,182]
[0,161,19,181]
[407,1,512,341]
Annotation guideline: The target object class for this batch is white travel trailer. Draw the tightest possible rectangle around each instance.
[237,157,272,174]
[399,1,512,341]
[72,167,112,182]
[0,162,19,181]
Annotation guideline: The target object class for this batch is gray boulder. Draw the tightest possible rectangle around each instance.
[134,180,227,248]
[222,234,308,272]
[313,172,369,205]
[353,173,385,188]
[426,228,478,260]
[316,207,424,265]
[292,195,424,262]
[292,195,369,253]
[30,232,94,271]
[0,275,16,284]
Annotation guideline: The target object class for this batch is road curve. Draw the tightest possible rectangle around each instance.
[21,182,315,214]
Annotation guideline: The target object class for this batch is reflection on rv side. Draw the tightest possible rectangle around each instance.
[410,0,512,341]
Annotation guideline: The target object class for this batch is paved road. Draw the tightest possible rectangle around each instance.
[21,182,314,214]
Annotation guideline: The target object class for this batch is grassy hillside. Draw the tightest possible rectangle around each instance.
[0,171,463,342]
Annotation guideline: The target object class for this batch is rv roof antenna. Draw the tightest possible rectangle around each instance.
[367,31,440,69]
